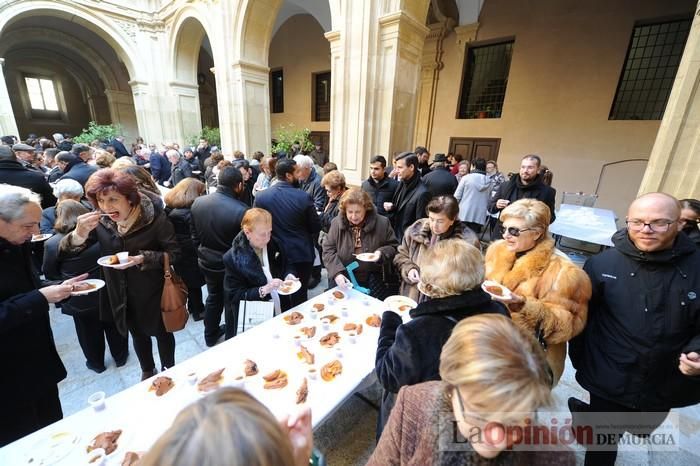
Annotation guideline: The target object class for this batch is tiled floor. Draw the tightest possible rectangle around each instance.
[50,275,700,465]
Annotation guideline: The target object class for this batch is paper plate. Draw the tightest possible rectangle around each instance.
[277,279,302,296]
[481,280,513,300]
[25,431,79,465]
[97,255,135,269]
[384,295,418,312]
[355,252,381,262]
[31,233,53,242]
[70,279,105,296]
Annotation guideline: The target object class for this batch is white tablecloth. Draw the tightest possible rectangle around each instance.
[549,204,618,247]
[0,288,392,465]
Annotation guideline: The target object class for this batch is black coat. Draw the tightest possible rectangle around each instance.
[570,230,700,410]
[59,191,180,336]
[320,197,341,233]
[299,169,327,212]
[191,188,249,273]
[169,159,193,187]
[59,160,98,187]
[166,207,204,289]
[254,180,321,265]
[375,290,509,432]
[43,232,102,315]
[150,152,171,184]
[223,232,291,315]
[0,238,66,400]
[487,174,556,222]
[362,176,398,217]
[391,174,431,242]
[422,166,458,198]
[110,139,130,158]
[0,159,56,208]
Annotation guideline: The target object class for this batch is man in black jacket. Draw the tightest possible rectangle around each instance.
[255,159,321,306]
[386,152,431,242]
[422,153,457,198]
[362,155,398,218]
[488,154,556,222]
[0,145,55,208]
[57,145,98,187]
[569,193,700,466]
[0,185,86,446]
[414,146,431,177]
[191,167,249,345]
[166,150,193,188]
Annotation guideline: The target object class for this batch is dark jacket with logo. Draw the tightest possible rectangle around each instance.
[362,176,398,218]
[0,159,56,208]
[488,173,556,222]
[570,230,700,410]
[391,173,432,242]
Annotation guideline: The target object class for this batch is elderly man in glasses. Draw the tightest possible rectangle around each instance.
[569,192,700,466]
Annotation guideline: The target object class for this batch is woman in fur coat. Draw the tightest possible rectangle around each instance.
[484,199,591,384]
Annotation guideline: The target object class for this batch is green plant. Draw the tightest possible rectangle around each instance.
[73,121,122,144]
[187,126,221,147]
[271,125,314,155]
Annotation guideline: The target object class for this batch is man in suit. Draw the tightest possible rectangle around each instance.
[0,146,55,208]
[57,145,98,187]
[191,167,249,345]
[255,159,321,306]
[422,153,458,198]
[385,152,431,242]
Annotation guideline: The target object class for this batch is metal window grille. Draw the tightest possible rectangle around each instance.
[458,41,514,119]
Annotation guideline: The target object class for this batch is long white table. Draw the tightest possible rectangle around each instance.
[0,288,392,465]
[549,204,618,247]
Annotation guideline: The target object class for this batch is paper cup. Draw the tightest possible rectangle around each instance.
[116,251,129,264]
[307,368,318,380]
[86,448,106,465]
[87,391,106,412]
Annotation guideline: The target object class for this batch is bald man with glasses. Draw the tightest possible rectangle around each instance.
[569,192,700,466]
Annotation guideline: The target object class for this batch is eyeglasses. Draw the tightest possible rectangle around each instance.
[625,219,677,232]
[447,386,492,428]
[499,226,537,237]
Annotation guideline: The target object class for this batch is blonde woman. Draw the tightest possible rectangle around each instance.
[484,199,591,384]
[140,388,312,466]
[369,314,572,465]
[375,239,508,437]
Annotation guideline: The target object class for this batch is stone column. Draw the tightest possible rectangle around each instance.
[105,88,139,141]
[226,61,271,155]
[638,6,700,198]
[0,58,19,138]
[169,81,202,145]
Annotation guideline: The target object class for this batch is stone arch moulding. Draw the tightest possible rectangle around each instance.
[168,7,215,83]
[0,1,138,79]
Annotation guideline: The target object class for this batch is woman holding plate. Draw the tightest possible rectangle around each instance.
[43,200,128,373]
[223,208,299,337]
[60,168,180,381]
[322,188,398,299]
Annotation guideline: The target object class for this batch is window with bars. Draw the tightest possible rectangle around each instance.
[270,69,284,114]
[610,18,692,120]
[313,71,331,121]
[24,76,59,111]
[457,41,514,119]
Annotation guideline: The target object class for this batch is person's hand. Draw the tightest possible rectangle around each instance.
[407,268,420,284]
[383,202,393,212]
[335,274,352,289]
[679,352,700,376]
[491,292,525,311]
[279,408,313,466]
[74,211,102,240]
[40,273,91,303]
[261,279,284,295]
[62,273,90,286]
[496,199,510,209]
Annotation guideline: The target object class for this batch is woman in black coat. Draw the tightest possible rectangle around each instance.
[61,169,181,381]
[374,239,509,439]
[164,178,206,321]
[223,208,298,338]
[43,200,128,373]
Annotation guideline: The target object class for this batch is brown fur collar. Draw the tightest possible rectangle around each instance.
[486,238,556,291]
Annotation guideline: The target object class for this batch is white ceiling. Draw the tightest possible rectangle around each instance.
[272,0,331,37]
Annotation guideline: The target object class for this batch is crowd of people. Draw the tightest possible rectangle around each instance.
[1,132,700,466]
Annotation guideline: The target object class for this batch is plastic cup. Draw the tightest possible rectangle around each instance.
[86,447,106,465]
[309,311,318,320]
[293,336,302,347]
[88,391,106,412]
[335,347,343,358]
[322,321,331,331]
[187,372,197,385]
[340,306,349,317]
[307,368,318,380]
[348,333,357,344]
[116,251,129,264]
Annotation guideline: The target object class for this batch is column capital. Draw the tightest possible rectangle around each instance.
[455,22,480,53]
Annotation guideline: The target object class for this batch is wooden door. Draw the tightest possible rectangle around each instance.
[448,137,500,163]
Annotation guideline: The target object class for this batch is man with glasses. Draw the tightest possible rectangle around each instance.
[569,192,700,466]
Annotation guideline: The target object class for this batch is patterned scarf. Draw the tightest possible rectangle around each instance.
[352,223,363,253]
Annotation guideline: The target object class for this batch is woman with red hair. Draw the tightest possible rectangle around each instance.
[60,168,181,380]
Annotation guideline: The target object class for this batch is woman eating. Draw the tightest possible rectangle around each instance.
[61,168,180,381]
[484,198,591,384]
[322,189,398,299]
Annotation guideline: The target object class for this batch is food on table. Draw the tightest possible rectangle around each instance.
[297,345,315,364]
[107,255,120,265]
[244,359,258,377]
[319,332,340,347]
[321,360,343,381]
[485,285,504,296]
[283,311,304,325]
[332,290,345,300]
[366,314,382,327]
[149,376,174,396]
[343,323,357,331]
[321,314,339,323]
[87,430,122,455]
[198,368,225,392]
[121,451,141,465]
[72,281,97,292]
[296,378,308,404]
[356,324,363,335]
[263,370,288,389]
[312,303,325,312]
[300,326,316,338]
